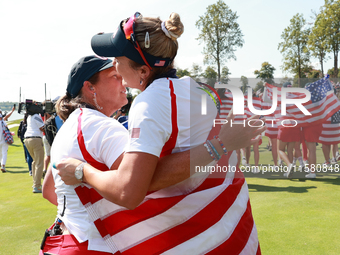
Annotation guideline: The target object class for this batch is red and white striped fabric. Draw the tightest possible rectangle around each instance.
[245,95,262,118]
[264,81,340,128]
[220,91,247,121]
[245,95,263,144]
[75,154,261,255]
[318,117,340,145]
[75,78,261,255]
[263,83,304,128]
[261,99,279,139]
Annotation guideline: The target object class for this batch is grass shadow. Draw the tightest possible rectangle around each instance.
[248,184,317,193]
[5,170,29,174]
[4,166,29,174]
[301,177,340,186]
[9,144,21,147]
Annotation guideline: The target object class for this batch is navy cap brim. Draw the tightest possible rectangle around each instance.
[67,55,114,98]
[91,22,147,65]
[91,32,124,58]
[91,21,173,67]
[99,60,114,71]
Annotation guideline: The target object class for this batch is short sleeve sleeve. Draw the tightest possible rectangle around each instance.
[33,114,44,128]
[125,88,172,157]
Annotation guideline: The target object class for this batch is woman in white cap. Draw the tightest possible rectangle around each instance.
[56,13,264,254]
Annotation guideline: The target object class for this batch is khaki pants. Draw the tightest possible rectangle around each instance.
[25,138,44,188]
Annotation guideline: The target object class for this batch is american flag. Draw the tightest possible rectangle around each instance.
[130,128,140,138]
[154,60,165,66]
[219,90,247,121]
[245,95,263,144]
[264,76,340,128]
[331,110,340,124]
[244,95,262,118]
[318,117,340,144]
[261,99,279,138]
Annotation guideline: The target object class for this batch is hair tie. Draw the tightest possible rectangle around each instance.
[161,21,179,40]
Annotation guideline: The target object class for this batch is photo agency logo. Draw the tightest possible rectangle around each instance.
[200,80,312,127]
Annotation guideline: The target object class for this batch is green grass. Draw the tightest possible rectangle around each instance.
[247,136,340,255]
[247,178,340,255]
[0,123,339,254]
[0,120,55,255]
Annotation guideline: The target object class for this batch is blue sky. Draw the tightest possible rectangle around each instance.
[0,0,328,102]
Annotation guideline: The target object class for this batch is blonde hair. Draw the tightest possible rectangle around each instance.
[134,12,184,62]
[127,13,183,85]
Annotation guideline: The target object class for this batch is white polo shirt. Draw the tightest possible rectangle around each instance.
[126,76,217,156]
[25,114,44,138]
[51,108,128,253]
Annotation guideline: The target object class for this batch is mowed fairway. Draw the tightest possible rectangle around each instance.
[0,120,339,254]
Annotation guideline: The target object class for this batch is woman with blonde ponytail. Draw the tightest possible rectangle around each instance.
[56,12,262,255]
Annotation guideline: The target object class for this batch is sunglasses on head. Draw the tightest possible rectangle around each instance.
[123,12,153,69]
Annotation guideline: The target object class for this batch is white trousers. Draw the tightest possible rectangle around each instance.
[0,142,9,166]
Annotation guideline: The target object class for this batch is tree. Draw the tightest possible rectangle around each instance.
[254,81,264,93]
[203,66,218,86]
[307,70,321,79]
[240,76,248,93]
[254,62,276,84]
[196,0,244,82]
[327,67,340,78]
[220,66,231,84]
[190,63,203,81]
[176,68,191,78]
[308,10,329,77]
[278,13,311,87]
[280,76,293,86]
[317,0,340,77]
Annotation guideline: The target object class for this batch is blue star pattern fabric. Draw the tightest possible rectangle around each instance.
[266,74,340,127]
[331,110,340,124]
[305,75,333,103]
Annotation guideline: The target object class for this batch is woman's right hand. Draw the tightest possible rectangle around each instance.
[218,110,266,152]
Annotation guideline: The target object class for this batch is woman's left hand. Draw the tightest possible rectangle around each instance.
[55,158,84,185]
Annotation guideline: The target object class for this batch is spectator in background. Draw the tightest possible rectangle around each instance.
[42,112,52,178]
[261,89,280,168]
[292,141,305,171]
[53,96,64,131]
[44,97,64,148]
[0,106,15,121]
[301,82,323,179]
[0,106,15,173]
[24,110,45,193]
[17,113,33,175]
[42,97,64,178]
[114,97,131,129]
[245,90,262,173]
[54,114,63,130]
[43,107,64,178]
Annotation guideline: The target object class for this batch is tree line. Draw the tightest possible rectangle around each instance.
[176,0,340,89]
[0,102,16,112]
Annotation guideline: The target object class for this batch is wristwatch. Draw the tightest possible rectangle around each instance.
[75,162,86,182]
